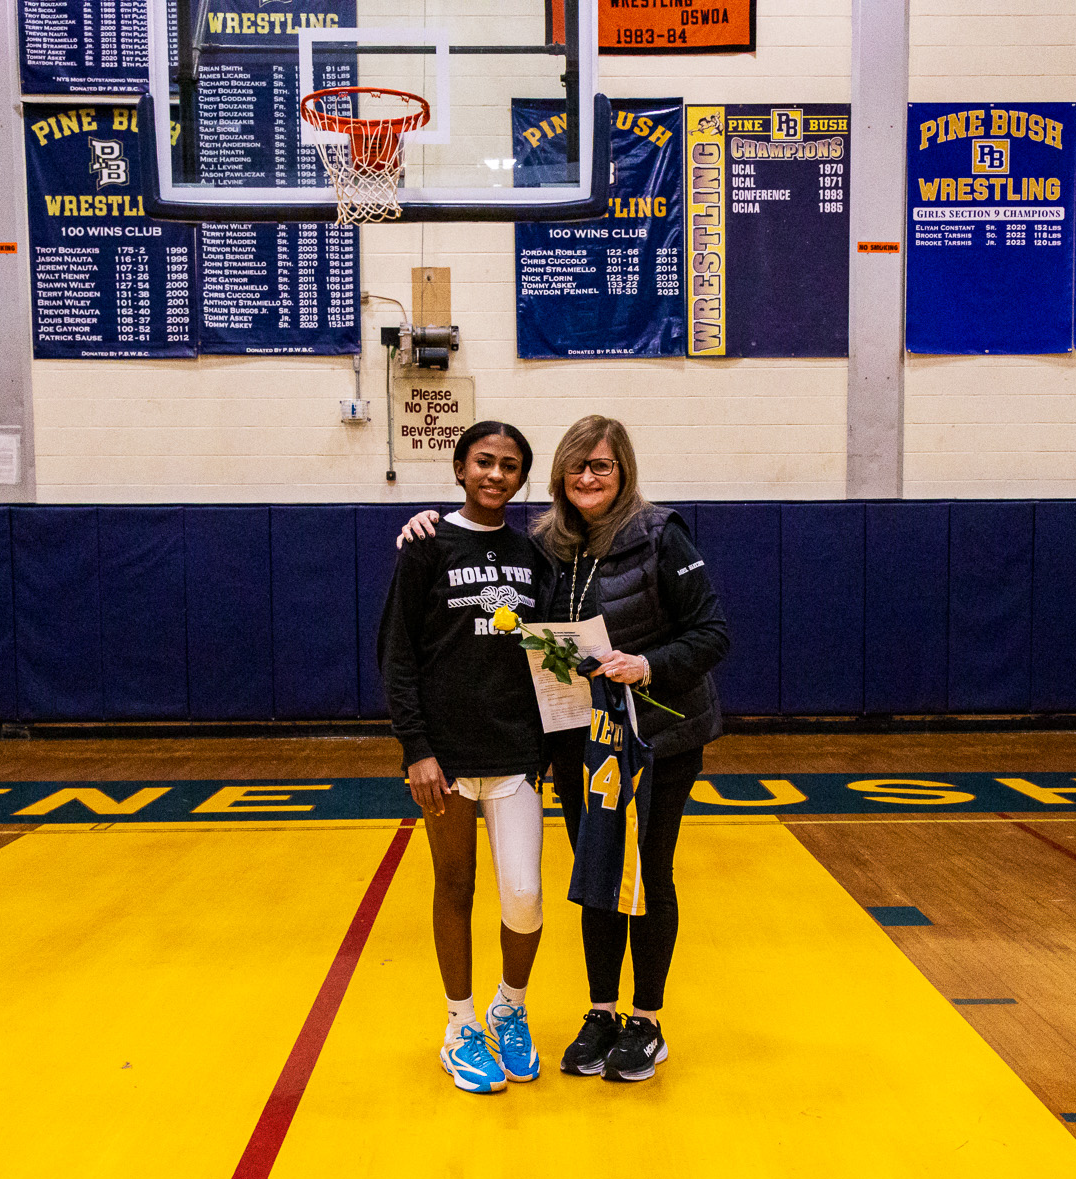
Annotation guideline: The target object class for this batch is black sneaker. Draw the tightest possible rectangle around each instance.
[560,1010,620,1076]
[601,1015,668,1082]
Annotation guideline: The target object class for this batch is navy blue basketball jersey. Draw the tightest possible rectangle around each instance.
[568,676,654,916]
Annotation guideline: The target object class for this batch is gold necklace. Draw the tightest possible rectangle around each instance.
[569,547,598,622]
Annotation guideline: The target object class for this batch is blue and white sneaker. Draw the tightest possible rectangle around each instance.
[485,1002,541,1082]
[440,1024,507,1094]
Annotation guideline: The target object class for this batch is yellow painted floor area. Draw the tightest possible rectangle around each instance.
[0,825,400,1179]
[1,819,1074,1177]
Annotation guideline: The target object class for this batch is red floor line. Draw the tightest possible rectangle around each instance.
[998,813,1076,865]
[231,817,417,1179]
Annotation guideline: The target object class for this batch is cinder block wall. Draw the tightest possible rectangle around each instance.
[904,0,1076,497]
[26,0,1076,504]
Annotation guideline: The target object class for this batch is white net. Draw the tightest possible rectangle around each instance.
[301,88,430,226]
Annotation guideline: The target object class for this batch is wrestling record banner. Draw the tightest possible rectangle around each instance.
[685,105,851,358]
[514,99,684,359]
[906,103,1076,354]
[189,0,361,354]
[17,0,160,94]
[24,103,196,359]
[548,1,755,55]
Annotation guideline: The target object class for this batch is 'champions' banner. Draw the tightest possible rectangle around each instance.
[686,104,851,357]
[906,103,1075,354]
[514,99,685,360]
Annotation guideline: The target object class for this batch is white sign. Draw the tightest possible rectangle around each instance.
[0,434,20,485]
[393,375,475,461]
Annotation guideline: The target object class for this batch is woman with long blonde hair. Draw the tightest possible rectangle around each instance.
[397,415,728,1082]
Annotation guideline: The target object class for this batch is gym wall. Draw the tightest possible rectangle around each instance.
[905,0,1076,497]
[22,0,1075,506]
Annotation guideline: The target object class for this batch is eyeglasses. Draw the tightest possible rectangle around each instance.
[567,458,619,477]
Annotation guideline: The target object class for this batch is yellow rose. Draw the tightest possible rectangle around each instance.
[492,606,520,632]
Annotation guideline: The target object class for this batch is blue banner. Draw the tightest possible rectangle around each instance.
[907,102,1076,354]
[197,221,359,354]
[24,103,197,359]
[17,0,164,94]
[189,31,361,354]
[514,99,684,359]
[196,0,351,50]
[686,104,851,358]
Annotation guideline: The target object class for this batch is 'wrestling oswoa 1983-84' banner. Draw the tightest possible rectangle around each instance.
[548,1,754,55]
[686,105,851,358]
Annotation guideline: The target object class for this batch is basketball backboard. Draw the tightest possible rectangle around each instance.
[139,0,608,221]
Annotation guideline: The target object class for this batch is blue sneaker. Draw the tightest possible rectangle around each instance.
[486,1002,541,1082]
[440,1024,507,1093]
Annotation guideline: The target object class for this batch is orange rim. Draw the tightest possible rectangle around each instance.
[299,86,431,139]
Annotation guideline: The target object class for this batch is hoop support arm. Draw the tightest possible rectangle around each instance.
[137,93,612,224]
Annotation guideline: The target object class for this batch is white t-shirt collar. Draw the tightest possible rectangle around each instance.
[443,510,505,532]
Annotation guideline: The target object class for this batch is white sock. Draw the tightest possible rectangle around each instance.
[496,979,528,1008]
[446,994,476,1042]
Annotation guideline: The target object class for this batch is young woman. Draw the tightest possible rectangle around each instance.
[398,415,729,1084]
[377,421,546,1094]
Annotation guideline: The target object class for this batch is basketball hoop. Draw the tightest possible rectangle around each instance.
[300,87,431,225]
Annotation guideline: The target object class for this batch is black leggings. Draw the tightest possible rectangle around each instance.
[547,728,702,1011]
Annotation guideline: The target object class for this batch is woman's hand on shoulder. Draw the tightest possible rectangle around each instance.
[407,756,451,815]
[594,649,646,685]
[396,510,440,550]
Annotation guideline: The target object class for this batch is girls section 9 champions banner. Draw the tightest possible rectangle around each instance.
[685,105,851,358]
[906,103,1076,354]
[514,99,684,360]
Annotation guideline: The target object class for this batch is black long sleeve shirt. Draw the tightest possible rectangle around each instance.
[377,520,544,779]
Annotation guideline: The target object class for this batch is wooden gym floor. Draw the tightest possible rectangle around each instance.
[1,731,1075,1177]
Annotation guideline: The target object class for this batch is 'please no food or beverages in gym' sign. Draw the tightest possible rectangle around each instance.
[392,377,475,461]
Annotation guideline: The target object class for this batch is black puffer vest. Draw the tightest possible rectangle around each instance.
[568,506,721,759]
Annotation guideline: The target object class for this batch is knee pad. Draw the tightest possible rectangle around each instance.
[499,885,543,935]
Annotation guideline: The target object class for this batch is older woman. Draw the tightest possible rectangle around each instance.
[398,415,728,1083]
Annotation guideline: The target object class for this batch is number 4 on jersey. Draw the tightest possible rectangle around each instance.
[585,755,644,812]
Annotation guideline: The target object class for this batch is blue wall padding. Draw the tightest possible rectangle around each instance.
[504,503,527,533]
[0,510,15,720]
[864,503,950,713]
[780,503,865,714]
[99,507,188,719]
[185,507,273,720]
[12,507,103,720]
[696,504,781,715]
[5,500,1076,722]
[661,502,697,541]
[357,505,422,718]
[948,501,1034,712]
[271,506,358,719]
[525,503,547,535]
[1031,502,1076,710]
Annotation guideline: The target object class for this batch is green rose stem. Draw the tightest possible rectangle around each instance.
[497,613,684,720]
